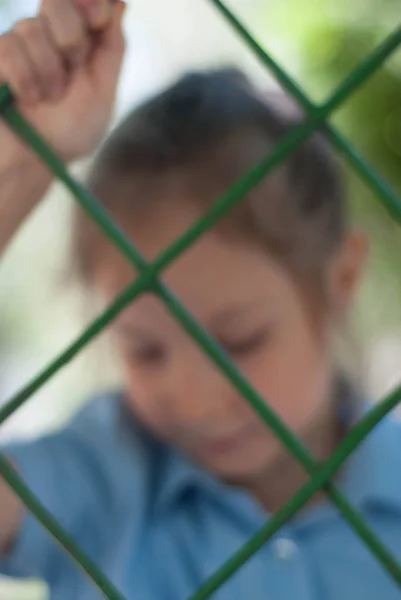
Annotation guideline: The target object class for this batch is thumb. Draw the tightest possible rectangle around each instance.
[92,1,127,94]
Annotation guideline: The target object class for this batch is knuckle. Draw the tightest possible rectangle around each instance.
[0,32,39,101]
[61,37,82,54]
[63,34,89,64]
[42,63,63,87]
[13,18,41,39]
[0,33,16,63]
[14,69,36,93]
[41,2,85,50]
[53,25,84,56]
[38,14,83,67]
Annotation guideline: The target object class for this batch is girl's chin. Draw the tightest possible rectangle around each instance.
[198,445,279,482]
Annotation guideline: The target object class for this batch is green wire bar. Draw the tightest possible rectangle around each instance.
[0,455,127,600]
[0,3,401,599]
[2,22,399,424]
[209,2,401,224]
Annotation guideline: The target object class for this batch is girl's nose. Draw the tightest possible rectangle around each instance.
[168,345,244,430]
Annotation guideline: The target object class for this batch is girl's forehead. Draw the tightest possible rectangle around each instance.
[96,222,297,330]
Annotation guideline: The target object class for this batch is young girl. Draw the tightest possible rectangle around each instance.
[0,1,400,599]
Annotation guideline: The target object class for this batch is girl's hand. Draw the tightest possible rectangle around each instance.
[0,0,126,164]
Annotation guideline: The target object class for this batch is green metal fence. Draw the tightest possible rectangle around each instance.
[0,2,401,599]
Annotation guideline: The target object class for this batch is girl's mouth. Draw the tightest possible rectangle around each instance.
[199,428,255,456]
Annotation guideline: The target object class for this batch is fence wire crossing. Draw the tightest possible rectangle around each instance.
[0,2,401,599]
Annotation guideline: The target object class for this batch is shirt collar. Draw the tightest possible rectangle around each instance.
[341,410,401,512]
[155,409,401,518]
[155,447,222,512]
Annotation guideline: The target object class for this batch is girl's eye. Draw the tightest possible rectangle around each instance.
[129,343,167,366]
[221,329,270,357]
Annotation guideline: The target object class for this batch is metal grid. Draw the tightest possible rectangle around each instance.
[0,2,401,599]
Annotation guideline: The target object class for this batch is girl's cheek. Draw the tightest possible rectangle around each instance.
[239,332,328,426]
[124,375,158,420]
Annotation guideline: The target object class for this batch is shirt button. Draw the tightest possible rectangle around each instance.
[273,538,298,561]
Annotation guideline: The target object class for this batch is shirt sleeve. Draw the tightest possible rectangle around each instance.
[0,427,110,582]
[0,393,150,584]
[0,390,137,586]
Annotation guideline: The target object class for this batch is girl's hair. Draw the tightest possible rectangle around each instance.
[75,67,346,302]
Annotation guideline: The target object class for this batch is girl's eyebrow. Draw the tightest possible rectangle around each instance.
[116,300,267,340]
[208,307,249,329]
[208,301,265,331]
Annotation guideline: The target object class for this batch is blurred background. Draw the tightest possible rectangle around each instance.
[0,0,401,598]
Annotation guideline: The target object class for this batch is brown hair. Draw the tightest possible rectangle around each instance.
[74,67,346,301]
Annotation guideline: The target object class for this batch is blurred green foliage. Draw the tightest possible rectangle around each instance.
[1,0,401,336]
[265,0,401,333]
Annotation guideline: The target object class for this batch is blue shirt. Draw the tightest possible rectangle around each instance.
[1,391,401,600]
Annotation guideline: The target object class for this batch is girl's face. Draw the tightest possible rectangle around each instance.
[94,201,366,483]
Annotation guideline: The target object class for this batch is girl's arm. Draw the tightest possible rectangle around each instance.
[0,151,52,259]
[0,0,126,259]
[0,0,126,551]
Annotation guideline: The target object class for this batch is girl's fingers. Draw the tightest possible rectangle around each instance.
[91,1,126,96]
[0,31,41,105]
[74,0,114,32]
[40,0,89,68]
[13,17,67,102]
[0,0,125,107]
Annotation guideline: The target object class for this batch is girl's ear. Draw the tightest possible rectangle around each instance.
[326,229,369,317]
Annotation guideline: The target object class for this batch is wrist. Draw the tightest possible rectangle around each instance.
[0,138,52,186]
[0,149,53,258]
[0,137,37,170]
